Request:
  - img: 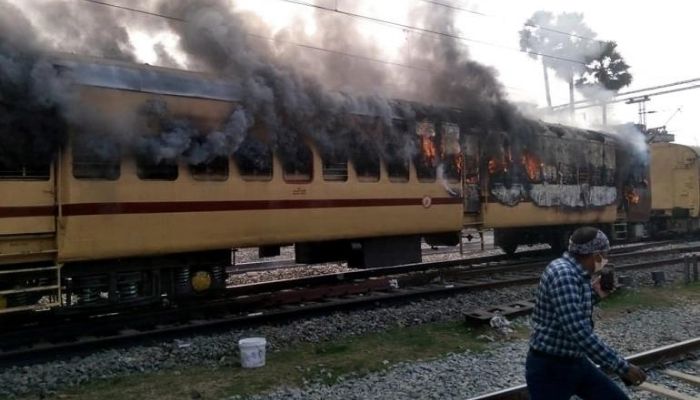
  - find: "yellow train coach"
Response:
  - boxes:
[0,57,463,313]
[649,142,700,234]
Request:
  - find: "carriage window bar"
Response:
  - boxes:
[189,156,229,181]
[322,152,348,182]
[72,135,121,180]
[415,121,437,182]
[233,136,273,181]
[441,123,462,183]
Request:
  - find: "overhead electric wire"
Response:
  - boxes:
[277,0,588,65]
[551,78,700,110]
[418,0,604,44]
[76,0,531,94]
[78,0,430,73]
[81,0,185,21]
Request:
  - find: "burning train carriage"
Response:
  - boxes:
[0,57,466,313]
[479,123,643,254]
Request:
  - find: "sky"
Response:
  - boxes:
[446,0,700,145]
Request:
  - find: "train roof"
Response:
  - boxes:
[49,54,622,142]
[52,54,241,102]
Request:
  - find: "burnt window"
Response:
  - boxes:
[441,123,462,183]
[233,136,273,181]
[0,160,50,180]
[384,123,410,183]
[322,151,348,182]
[0,141,51,180]
[281,143,313,183]
[386,157,409,182]
[189,156,229,181]
[559,163,576,185]
[72,135,120,180]
[137,156,178,180]
[577,165,590,184]
[352,143,380,182]
[414,122,437,182]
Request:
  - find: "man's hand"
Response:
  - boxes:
[622,364,647,386]
[591,276,609,299]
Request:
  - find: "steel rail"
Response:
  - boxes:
[0,249,693,367]
[466,337,700,400]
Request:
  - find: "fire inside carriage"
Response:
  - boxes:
[0,55,657,314]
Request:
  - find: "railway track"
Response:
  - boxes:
[0,240,694,367]
[229,239,676,275]
[467,337,700,400]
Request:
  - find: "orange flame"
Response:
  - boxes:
[626,188,640,205]
[488,148,512,175]
[454,154,464,176]
[421,136,437,166]
[521,151,541,182]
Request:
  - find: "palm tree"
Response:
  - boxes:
[519,11,598,114]
[576,41,633,124]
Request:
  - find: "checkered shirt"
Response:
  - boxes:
[529,252,629,375]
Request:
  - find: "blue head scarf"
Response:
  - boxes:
[568,229,610,255]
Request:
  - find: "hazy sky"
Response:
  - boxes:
[458,0,700,145]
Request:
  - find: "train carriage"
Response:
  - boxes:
[0,56,464,313]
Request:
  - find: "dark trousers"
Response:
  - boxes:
[525,349,629,400]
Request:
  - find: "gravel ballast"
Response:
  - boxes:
[0,263,696,398]
[237,303,700,400]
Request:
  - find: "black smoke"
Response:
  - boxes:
[0,1,67,176]
[0,0,543,177]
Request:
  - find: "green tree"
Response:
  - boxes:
[576,41,632,92]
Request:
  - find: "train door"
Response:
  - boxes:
[0,151,59,313]
[462,134,480,214]
[0,158,56,249]
[672,166,697,216]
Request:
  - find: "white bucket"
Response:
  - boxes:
[238,337,267,368]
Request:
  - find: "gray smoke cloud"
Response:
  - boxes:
[0,0,548,178]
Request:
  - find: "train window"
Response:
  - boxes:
[72,135,121,180]
[322,151,348,182]
[386,157,409,182]
[414,122,437,182]
[137,156,178,181]
[384,124,410,183]
[281,143,313,183]
[352,143,380,182]
[189,156,229,181]
[233,136,273,181]
[441,123,462,183]
[0,160,51,180]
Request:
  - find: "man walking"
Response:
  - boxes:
[526,227,647,399]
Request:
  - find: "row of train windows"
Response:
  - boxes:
[70,141,457,183]
[70,152,451,183]
[0,153,452,183]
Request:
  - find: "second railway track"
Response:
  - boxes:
[0,240,696,367]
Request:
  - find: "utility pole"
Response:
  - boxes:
[542,60,552,110]
[601,102,607,126]
[625,96,651,128]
